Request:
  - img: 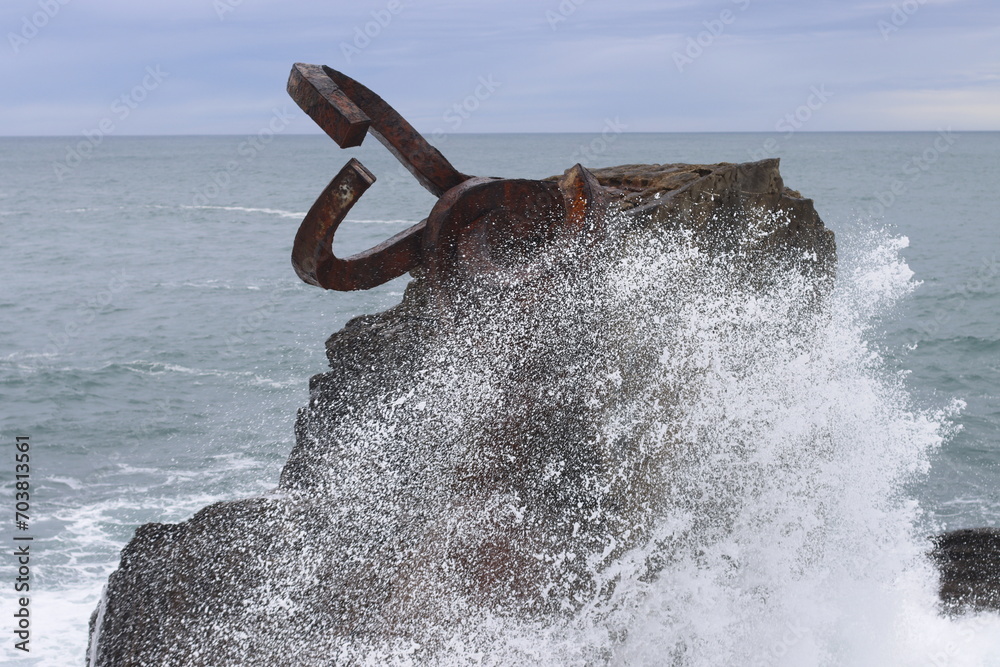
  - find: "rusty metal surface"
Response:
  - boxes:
[557,163,607,241]
[321,66,470,197]
[286,63,607,294]
[287,63,370,149]
[422,178,566,287]
[292,158,429,291]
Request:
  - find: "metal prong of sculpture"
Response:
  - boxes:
[287,63,606,293]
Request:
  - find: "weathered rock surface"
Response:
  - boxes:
[563,159,835,276]
[88,159,840,665]
[932,527,1000,613]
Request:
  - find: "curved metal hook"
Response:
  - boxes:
[287,63,474,290]
[286,64,608,293]
[292,158,426,291]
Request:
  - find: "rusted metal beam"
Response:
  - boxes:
[291,158,425,291]
[288,63,370,148]
[320,66,470,197]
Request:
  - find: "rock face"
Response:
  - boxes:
[88,159,838,665]
[932,528,1000,613]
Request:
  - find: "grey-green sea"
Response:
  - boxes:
[2,132,999,664]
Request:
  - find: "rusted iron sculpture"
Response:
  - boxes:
[287,63,606,292]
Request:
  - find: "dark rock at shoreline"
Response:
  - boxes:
[87,159,838,665]
[932,527,1000,613]
[568,159,835,279]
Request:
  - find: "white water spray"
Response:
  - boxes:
[291,213,999,665]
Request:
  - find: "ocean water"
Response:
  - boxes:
[1,132,999,665]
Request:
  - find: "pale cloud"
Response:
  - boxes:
[1,0,997,135]
[848,88,1000,130]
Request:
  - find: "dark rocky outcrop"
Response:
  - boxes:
[561,160,835,280]
[284,159,835,495]
[88,159,840,665]
[932,527,1000,613]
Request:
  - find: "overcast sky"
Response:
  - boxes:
[2,0,998,136]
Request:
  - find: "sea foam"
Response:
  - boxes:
[308,217,999,665]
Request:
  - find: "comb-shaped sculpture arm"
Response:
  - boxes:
[286,64,607,293]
